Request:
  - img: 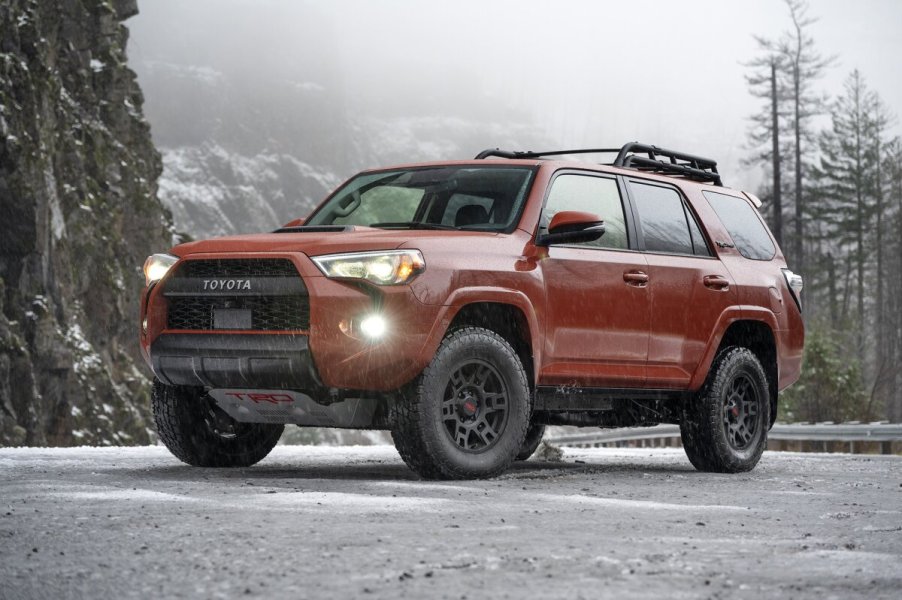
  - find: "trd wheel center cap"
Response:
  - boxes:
[461,397,478,417]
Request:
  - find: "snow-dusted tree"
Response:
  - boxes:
[746,0,833,276]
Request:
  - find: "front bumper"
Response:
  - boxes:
[151,333,321,390]
[141,251,448,392]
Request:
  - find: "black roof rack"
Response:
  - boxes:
[474,142,722,186]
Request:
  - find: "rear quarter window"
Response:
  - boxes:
[703,191,776,261]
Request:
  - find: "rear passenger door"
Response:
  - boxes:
[625,179,738,389]
[539,172,650,388]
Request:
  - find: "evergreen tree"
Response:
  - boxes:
[813,70,898,425]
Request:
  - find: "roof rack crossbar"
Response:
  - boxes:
[474,142,723,186]
[474,148,621,160]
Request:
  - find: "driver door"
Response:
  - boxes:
[538,173,650,388]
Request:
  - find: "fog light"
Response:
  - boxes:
[359,315,387,339]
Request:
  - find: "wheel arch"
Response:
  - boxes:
[445,300,537,390]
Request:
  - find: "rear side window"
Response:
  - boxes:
[703,191,776,260]
[540,174,628,249]
[629,181,710,256]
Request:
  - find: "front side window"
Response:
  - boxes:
[703,191,776,260]
[630,181,706,256]
[540,174,628,249]
[306,166,535,232]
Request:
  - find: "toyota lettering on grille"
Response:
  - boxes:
[203,279,252,291]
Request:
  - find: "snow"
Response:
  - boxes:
[1,446,900,599]
[142,60,224,85]
[290,80,325,93]
[90,59,105,72]
[158,143,339,237]
[538,494,751,512]
[64,323,103,375]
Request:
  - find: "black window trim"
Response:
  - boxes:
[532,168,640,253]
[622,176,717,260]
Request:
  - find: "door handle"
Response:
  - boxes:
[623,271,649,287]
[703,275,730,291]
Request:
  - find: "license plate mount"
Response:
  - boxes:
[213,309,252,330]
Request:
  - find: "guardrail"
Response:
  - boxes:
[545,423,902,454]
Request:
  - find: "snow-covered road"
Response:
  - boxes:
[1,446,900,599]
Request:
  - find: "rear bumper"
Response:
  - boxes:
[151,333,321,390]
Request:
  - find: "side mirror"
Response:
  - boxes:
[537,211,605,246]
[282,217,305,228]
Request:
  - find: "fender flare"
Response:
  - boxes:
[414,287,543,378]
[687,306,779,391]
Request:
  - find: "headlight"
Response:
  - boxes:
[143,253,179,286]
[312,250,425,285]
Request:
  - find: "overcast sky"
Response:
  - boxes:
[130,0,902,192]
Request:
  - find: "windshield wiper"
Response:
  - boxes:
[370,221,459,231]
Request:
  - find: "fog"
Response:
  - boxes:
[128,0,902,229]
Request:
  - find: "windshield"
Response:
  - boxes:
[306,166,535,232]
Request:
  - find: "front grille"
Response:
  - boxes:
[164,258,308,331]
[167,296,309,330]
[174,258,299,278]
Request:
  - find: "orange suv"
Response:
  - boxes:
[140,143,804,479]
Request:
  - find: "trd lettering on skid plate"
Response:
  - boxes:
[225,392,294,404]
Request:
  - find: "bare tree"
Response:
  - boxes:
[745,42,789,247]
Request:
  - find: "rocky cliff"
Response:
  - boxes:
[0,0,173,445]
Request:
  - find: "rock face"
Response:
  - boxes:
[0,0,173,446]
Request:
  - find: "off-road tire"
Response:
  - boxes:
[516,421,546,460]
[152,379,283,467]
[680,347,770,473]
[391,327,530,479]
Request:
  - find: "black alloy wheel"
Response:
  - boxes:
[442,359,511,452]
[722,374,761,452]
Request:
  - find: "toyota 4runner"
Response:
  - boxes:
[140,142,805,479]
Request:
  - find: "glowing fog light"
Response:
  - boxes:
[359,315,387,338]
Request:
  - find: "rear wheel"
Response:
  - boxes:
[680,347,770,473]
[152,379,283,467]
[391,327,530,479]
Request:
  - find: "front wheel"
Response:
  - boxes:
[152,379,283,467]
[391,327,530,479]
[680,347,770,473]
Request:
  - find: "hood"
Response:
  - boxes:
[171,226,497,258]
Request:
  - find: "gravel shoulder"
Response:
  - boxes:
[1,445,900,599]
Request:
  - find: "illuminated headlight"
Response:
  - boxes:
[143,253,179,286]
[359,315,387,338]
[312,250,425,285]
